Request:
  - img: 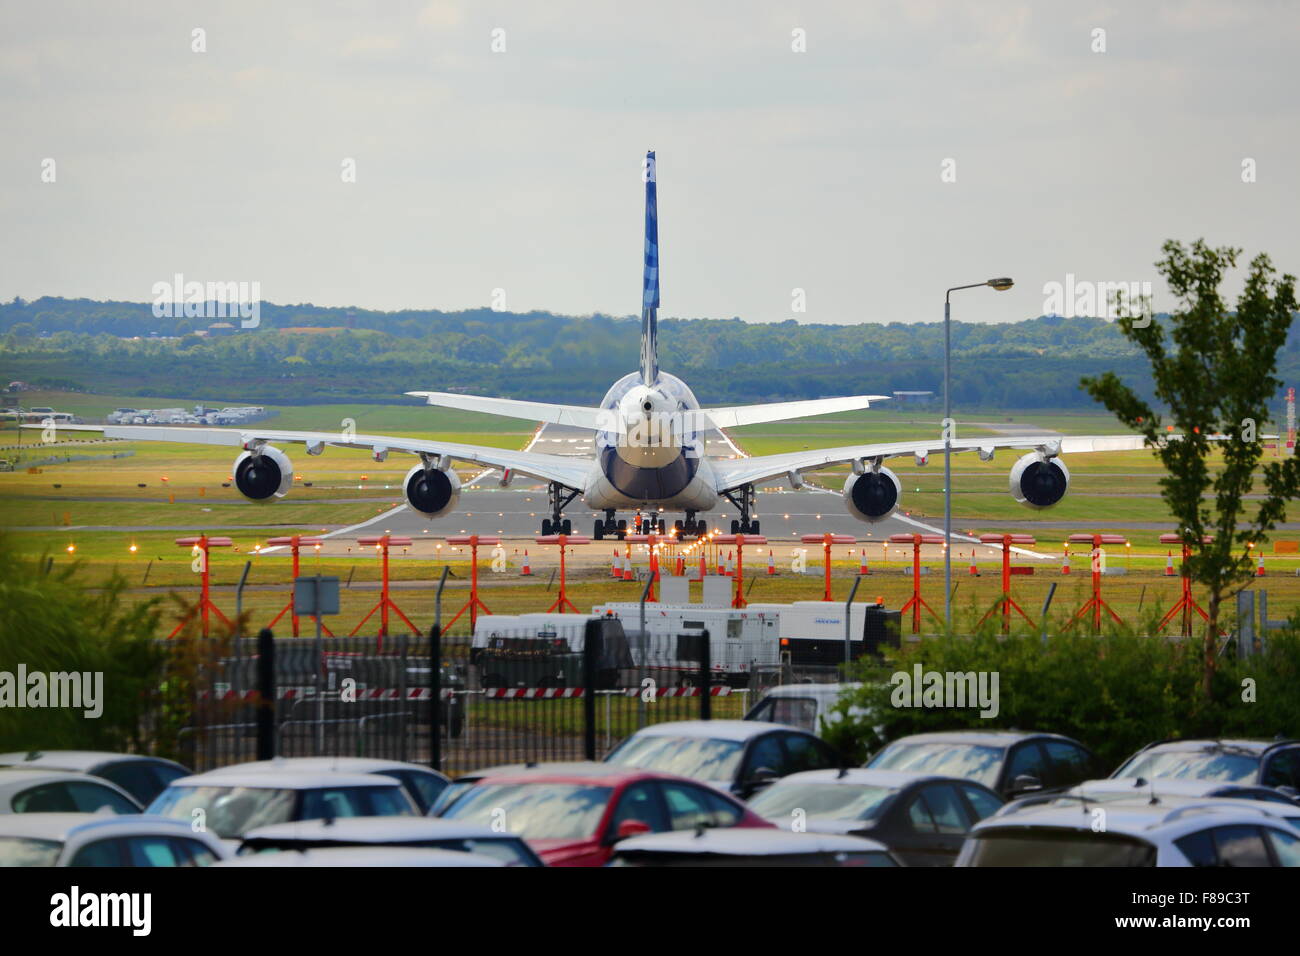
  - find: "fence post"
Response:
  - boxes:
[256,628,276,760]
[396,634,408,763]
[699,628,712,721]
[583,619,599,760]
[429,623,442,773]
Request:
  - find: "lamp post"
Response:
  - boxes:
[944,277,1013,629]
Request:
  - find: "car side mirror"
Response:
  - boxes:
[607,819,652,845]
[745,767,780,793]
[1009,774,1042,796]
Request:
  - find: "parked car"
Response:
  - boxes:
[1016,777,1300,820]
[604,720,841,798]
[213,846,504,867]
[1110,738,1300,791]
[743,683,864,734]
[0,769,142,815]
[611,827,898,867]
[145,770,417,842]
[958,797,1300,866]
[238,816,543,866]
[438,764,771,866]
[203,758,450,814]
[0,813,230,866]
[865,730,1101,799]
[746,768,1004,866]
[429,761,605,816]
[0,751,190,806]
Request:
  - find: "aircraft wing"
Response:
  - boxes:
[405,391,612,430]
[41,424,592,489]
[702,395,891,430]
[711,434,1151,491]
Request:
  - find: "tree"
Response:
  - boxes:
[1082,240,1300,697]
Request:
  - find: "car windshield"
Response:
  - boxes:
[868,742,1002,788]
[748,782,897,822]
[606,736,744,782]
[964,830,1157,866]
[0,836,62,867]
[441,783,613,840]
[1115,750,1259,783]
[149,786,298,839]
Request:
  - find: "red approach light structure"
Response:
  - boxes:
[536,533,590,613]
[349,535,418,643]
[443,535,500,632]
[623,533,668,601]
[976,533,1037,634]
[1156,532,1216,637]
[888,533,945,634]
[1063,533,1129,633]
[170,535,233,638]
[265,535,330,638]
[801,533,857,602]
[715,534,768,608]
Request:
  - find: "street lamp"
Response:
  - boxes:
[944,277,1013,629]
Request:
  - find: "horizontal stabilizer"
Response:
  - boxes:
[405,391,613,430]
[704,395,890,430]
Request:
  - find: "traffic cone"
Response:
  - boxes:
[1061,549,1071,575]
[520,550,532,576]
[623,553,634,581]
[1164,551,1175,576]
[675,556,685,576]
[1256,553,1266,577]
[611,550,620,578]
[859,549,869,575]
[726,550,735,576]
[968,551,979,576]
[767,549,776,575]
[698,554,706,581]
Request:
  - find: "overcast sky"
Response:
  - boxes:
[2,1,1297,325]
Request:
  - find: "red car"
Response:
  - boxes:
[438,764,773,866]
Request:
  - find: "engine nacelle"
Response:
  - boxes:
[233,447,293,500]
[843,467,901,522]
[404,463,460,518]
[1010,453,1070,509]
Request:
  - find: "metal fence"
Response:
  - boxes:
[170,617,761,776]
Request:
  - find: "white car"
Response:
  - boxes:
[200,758,450,814]
[0,769,142,815]
[238,816,543,866]
[743,683,864,734]
[213,846,504,867]
[0,813,230,866]
[0,751,191,806]
[145,770,418,842]
[611,827,898,867]
[959,797,1300,866]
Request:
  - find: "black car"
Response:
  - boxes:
[865,731,1102,800]
[746,768,1004,866]
[1111,738,1300,792]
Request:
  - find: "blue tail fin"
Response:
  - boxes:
[641,149,659,387]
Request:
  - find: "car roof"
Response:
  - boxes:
[203,758,446,779]
[974,797,1292,840]
[213,846,505,867]
[1134,739,1281,755]
[468,765,685,787]
[167,770,400,790]
[241,817,509,843]
[0,767,141,797]
[624,720,795,741]
[614,828,888,856]
[761,683,862,697]
[0,813,212,842]
[1075,778,1258,798]
[763,768,957,789]
[0,751,184,772]
[454,761,605,781]
[879,730,1074,749]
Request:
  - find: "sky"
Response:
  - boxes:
[1,0,1297,325]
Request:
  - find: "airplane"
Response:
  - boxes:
[44,150,1149,540]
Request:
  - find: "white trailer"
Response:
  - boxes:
[746,601,900,665]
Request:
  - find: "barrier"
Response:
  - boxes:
[443,535,498,632]
[976,533,1037,634]
[714,534,767,608]
[888,533,945,634]
[169,535,233,637]
[1063,533,1128,632]
[265,535,331,638]
[349,535,419,643]
[801,532,857,602]
[536,533,590,613]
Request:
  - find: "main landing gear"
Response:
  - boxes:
[722,485,760,535]
[594,510,667,540]
[540,482,578,536]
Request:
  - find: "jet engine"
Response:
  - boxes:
[1009,452,1070,509]
[404,463,460,518]
[843,467,901,522]
[233,446,293,500]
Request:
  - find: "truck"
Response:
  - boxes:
[469,613,631,689]
[589,603,781,687]
[743,601,902,665]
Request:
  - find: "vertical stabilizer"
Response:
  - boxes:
[641,149,659,387]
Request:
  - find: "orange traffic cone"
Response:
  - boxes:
[623,553,634,581]
[726,550,735,576]
[611,550,620,578]
[859,550,869,575]
[1256,553,1266,577]
[767,549,776,575]
[1061,548,1071,575]
[675,556,685,576]
[520,550,532,576]
[1164,551,1175,576]
[697,554,706,581]
[968,551,979,576]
